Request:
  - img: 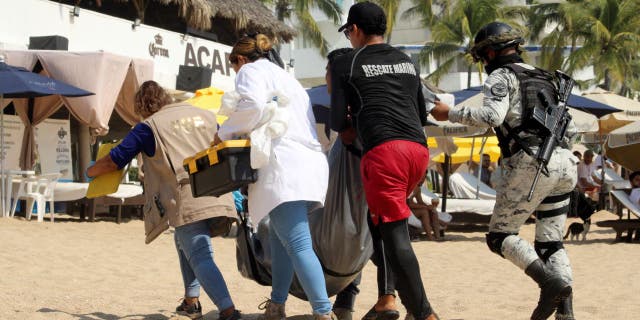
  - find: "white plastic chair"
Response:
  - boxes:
[10,173,62,222]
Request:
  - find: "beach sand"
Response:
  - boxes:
[1,210,638,320]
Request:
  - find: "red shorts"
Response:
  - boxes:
[361,140,429,225]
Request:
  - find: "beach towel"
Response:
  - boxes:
[235,139,372,299]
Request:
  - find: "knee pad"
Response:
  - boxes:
[534,240,564,262]
[485,232,514,257]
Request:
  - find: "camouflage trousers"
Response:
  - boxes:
[489,147,578,283]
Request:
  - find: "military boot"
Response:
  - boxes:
[525,259,572,320]
[258,300,286,320]
[555,293,575,320]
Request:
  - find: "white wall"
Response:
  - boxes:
[0,0,236,91]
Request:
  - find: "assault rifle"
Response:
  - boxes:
[527,70,575,201]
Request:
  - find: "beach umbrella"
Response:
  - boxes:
[451,86,621,118]
[426,92,493,137]
[424,119,491,137]
[582,89,640,133]
[431,145,501,164]
[0,57,93,216]
[604,121,640,172]
[451,88,602,133]
[185,87,228,125]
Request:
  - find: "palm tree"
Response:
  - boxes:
[260,0,342,55]
[402,0,452,29]
[418,0,527,88]
[528,0,589,73]
[564,0,640,92]
[368,0,401,43]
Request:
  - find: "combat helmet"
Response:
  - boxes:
[470,22,524,62]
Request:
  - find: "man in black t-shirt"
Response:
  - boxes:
[330,2,438,320]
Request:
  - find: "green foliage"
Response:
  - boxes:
[532,0,640,93]
[417,0,527,87]
[260,0,342,55]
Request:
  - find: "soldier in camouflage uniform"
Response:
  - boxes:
[431,22,579,320]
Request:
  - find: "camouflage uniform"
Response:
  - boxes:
[449,62,579,319]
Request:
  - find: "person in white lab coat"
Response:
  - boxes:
[214,34,332,320]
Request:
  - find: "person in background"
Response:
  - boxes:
[325,47,361,320]
[214,34,332,320]
[470,153,495,187]
[331,2,438,319]
[577,150,601,199]
[87,81,240,320]
[407,174,445,240]
[572,151,582,164]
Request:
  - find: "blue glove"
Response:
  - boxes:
[85,160,96,182]
[232,190,244,213]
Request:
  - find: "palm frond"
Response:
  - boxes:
[310,0,342,24]
[296,9,329,56]
[424,56,458,85]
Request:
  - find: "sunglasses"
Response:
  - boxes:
[343,25,354,40]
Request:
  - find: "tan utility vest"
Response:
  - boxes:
[141,102,235,244]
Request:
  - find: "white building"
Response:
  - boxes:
[283,0,594,92]
[0,0,237,91]
[0,0,596,92]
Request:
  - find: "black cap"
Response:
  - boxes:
[338,1,386,35]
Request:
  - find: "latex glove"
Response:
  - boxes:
[85,160,96,182]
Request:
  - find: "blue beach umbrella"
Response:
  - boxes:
[452,86,621,118]
[0,62,93,98]
[0,58,93,216]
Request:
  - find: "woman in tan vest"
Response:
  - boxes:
[88,81,240,320]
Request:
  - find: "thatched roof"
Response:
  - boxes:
[210,0,296,42]
[116,0,296,42]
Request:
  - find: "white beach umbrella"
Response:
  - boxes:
[582,88,640,133]
[604,121,640,172]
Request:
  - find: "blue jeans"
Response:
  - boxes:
[174,218,234,311]
[269,201,332,315]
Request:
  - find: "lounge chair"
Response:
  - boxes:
[422,184,495,226]
[592,168,631,190]
[448,172,496,200]
[595,190,640,242]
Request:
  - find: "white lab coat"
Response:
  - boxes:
[218,59,329,223]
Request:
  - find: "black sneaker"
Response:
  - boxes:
[218,309,242,320]
[176,299,203,320]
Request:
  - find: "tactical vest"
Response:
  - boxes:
[495,63,560,158]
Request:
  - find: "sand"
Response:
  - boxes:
[1,210,638,320]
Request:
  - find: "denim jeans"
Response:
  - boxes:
[269,201,332,315]
[174,218,234,311]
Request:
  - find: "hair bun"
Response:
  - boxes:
[255,34,273,54]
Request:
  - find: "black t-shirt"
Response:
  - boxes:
[330,43,428,153]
